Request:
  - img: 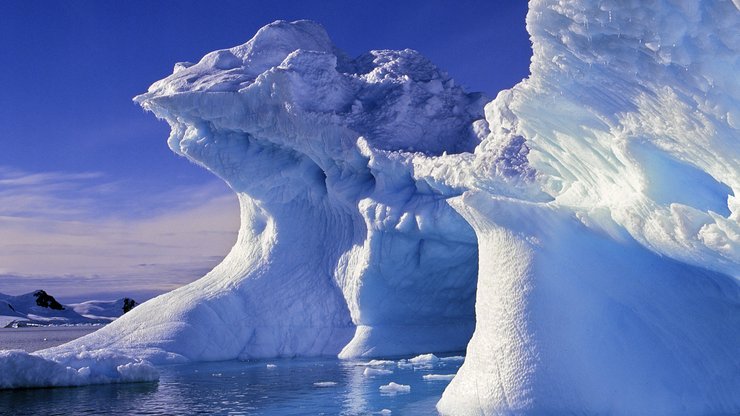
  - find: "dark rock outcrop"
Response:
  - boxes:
[33,290,64,310]
[122,298,137,314]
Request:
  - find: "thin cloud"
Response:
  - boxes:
[0,166,239,302]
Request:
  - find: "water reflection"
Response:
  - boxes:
[0,356,462,415]
[342,360,371,414]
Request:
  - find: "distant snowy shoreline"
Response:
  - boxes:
[0,290,137,328]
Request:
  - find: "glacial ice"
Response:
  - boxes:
[0,349,157,389]
[1,0,738,413]
[435,0,740,414]
[0,18,482,388]
[43,19,481,364]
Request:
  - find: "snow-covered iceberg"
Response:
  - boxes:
[0,349,157,389]
[2,0,738,412]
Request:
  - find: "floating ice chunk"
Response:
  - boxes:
[377,410,392,415]
[397,354,441,370]
[363,367,393,376]
[0,349,158,389]
[405,353,440,369]
[423,374,455,381]
[439,356,464,363]
[360,359,395,367]
[408,353,439,365]
[266,364,277,369]
[436,0,740,413]
[313,381,337,387]
[379,382,411,394]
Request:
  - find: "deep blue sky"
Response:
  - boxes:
[0,1,531,301]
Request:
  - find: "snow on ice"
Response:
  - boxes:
[1,1,738,414]
[378,382,411,395]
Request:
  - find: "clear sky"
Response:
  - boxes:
[0,0,531,303]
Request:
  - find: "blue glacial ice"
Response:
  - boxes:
[2,1,739,414]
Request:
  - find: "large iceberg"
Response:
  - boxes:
[2,0,739,414]
[435,0,740,414]
[33,19,483,368]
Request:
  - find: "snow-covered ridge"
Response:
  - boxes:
[0,290,137,327]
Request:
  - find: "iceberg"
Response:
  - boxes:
[2,0,738,413]
[32,19,483,368]
[0,349,157,389]
[434,0,740,414]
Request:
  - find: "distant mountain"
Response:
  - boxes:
[70,298,138,320]
[0,290,137,328]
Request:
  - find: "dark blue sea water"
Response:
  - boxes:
[0,328,462,415]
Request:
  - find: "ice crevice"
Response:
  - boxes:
[2,2,739,414]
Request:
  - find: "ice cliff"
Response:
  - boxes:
[435,0,740,414]
[2,0,739,414]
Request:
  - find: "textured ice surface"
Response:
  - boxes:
[379,382,411,394]
[2,0,738,411]
[0,349,157,389]
[28,19,481,368]
[435,0,740,414]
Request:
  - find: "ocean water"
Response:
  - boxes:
[0,327,462,415]
[0,326,101,352]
